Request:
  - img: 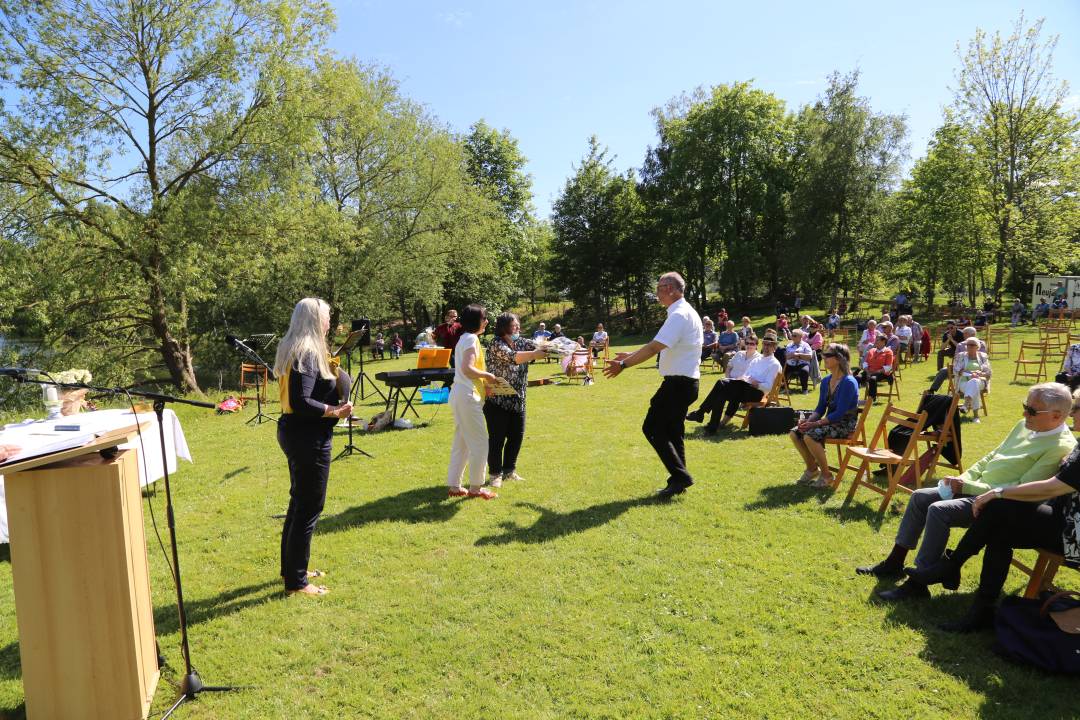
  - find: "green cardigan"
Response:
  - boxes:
[960,419,1077,495]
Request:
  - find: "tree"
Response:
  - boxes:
[642,83,793,305]
[953,14,1080,300]
[788,71,907,309]
[0,0,333,391]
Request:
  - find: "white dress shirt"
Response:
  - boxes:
[745,355,782,390]
[654,297,703,379]
[726,350,758,379]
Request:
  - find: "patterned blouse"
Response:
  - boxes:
[486,336,537,414]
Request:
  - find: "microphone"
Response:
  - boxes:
[0,367,41,379]
[225,335,254,354]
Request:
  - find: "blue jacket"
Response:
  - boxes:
[814,374,859,422]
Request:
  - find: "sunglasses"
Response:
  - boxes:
[1022,403,1054,416]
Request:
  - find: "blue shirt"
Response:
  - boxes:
[717,331,739,349]
[814,374,860,422]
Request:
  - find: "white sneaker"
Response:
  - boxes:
[487,475,503,488]
[504,472,525,482]
[971,417,981,424]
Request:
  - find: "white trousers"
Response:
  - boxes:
[447,387,488,489]
[960,377,986,411]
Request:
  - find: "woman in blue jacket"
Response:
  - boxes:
[789,343,860,489]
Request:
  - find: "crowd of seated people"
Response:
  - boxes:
[701,317,719,362]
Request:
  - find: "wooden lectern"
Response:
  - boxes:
[2,427,159,719]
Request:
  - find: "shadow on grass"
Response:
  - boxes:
[879,592,1078,719]
[317,486,462,535]
[688,427,755,443]
[0,545,9,564]
[743,483,830,510]
[822,499,889,531]
[475,496,659,546]
[153,580,280,636]
[0,638,20,681]
[222,465,249,480]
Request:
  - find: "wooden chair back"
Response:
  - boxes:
[563,350,593,383]
[839,402,929,513]
[825,395,875,475]
[917,390,963,484]
[1013,341,1049,383]
[239,362,269,402]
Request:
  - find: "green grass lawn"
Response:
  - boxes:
[0,327,1077,719]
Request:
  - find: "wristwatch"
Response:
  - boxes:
[993,487,1004,499]
[616,359,626,369]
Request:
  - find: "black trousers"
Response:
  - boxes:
[784,364,809,392]
[855,369,892,399]
[277,418,333,590]
[951,499,1063,601]
[643,376,698,489]
[1056,372,1080,392]
[937,346,955,371]
[484,402,525,476]
[698,378,763,425]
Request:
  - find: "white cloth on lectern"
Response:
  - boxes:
[0,408,192,543]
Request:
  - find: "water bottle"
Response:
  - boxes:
[937,478,953,500]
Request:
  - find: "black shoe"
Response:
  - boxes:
[686,409,706,423]
[655,485,686,500]
[702,426,718,436]
[938,599,996,633]
[875,579,931,602]
[855,560,904,579]
[905,552,961,590]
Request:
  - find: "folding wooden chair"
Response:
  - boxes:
[946,371,989,418]
[874,370,900,403]
[1012,549,1067,599]
[916,390,963,484]
[239,362,269,402]
[1013,341,1049,383]
[839,403,929,513]
[985,326,1011,360]
[824,396,875,478]
[593,339,610,368]
[732,374,784,429]
[563,350,594,384]
[1040,326,1070,356]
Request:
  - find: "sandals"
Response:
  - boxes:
[811,474,835,489]
[467,488,498,500]
[448,486,469,497]
[795,470,819,485]
[287,584,329,597]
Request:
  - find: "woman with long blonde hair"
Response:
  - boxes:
[274,298,352,596]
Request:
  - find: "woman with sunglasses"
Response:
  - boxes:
[790,343,860,488]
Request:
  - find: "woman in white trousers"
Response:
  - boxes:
[447,304,499,499]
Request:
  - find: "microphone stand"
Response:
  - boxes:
[331,331,374,461]
[226,338,276,425]
[8,376,237,716]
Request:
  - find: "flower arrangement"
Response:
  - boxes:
[55,369,92,385]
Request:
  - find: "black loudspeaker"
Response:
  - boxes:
[748,406,797,436]
[351,318,371,346]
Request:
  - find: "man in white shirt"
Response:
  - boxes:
[604,272,702,499]
[686,336,781,434]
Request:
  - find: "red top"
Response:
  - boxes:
[865,347,894,374]
[433,321,462,349]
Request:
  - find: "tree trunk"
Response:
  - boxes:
[148,281,200,393]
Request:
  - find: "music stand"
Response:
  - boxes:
[347,318,386,403]
[334,330,374,460]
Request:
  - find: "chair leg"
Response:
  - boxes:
[1024,553,1051,599]
[832,447,852,490]
[845,458,869,503]
[878,467,897,514]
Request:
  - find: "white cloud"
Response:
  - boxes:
[439,10,471,27]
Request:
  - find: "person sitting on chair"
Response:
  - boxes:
[532,322,552,341]
[372,332,386,360]
[937,320,964,371]
[895,316,912,357]
[590,323,609,359]
[783,329,813,394]
[856,382,1076,602]
[806,322,824,359]
[389,333,403,359]
[790,343,860,489]
[736,316,755,347]
[1058,342,1080,392]
[928,326,986,393]
[716,320,740,367]
[906,392,1080,632]
[953,338,991,421]
[549,323,565,339]
[853,334,894,402]
[1032,299,1050,325]
[686,335,780,434]
[878,321,900,355]
[857,319,878,356]
[700,317,719,361]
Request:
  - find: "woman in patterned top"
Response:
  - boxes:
[484,313,547,487]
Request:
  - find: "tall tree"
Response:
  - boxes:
[954,14,1079,300]
[0,0,332,391]
[788,71,907,309]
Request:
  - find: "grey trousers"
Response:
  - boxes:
[894,488,975,569]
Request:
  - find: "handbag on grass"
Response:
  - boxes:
[994,590,1080,674]
[748,406,797,436]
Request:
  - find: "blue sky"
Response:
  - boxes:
[328,1,1080,218]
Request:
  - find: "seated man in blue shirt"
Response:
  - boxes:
[715,320,740,368]
[532,322,552,341]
